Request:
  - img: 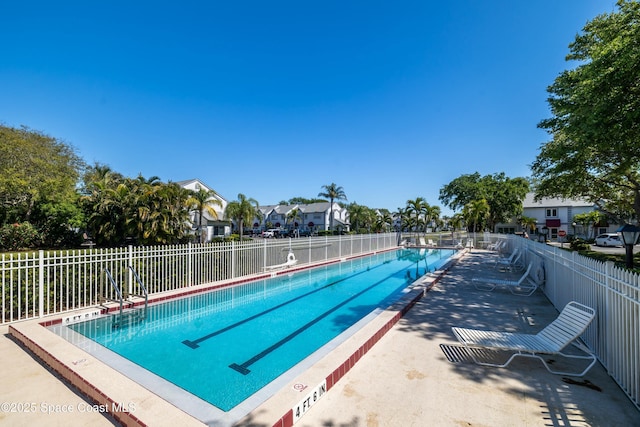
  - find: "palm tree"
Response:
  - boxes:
[520,215,537,235]
[186,188,223,243]
[450,213,464,232]
[318,183,347,232]
[406,197,428,236]
[394,207,409,232]
[425,204,441,232]
[347,203,367,233]
[375,212,393,232]
[463,199,490,233]
[286,208,302,236]
[224,193,259,238]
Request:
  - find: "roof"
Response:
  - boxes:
[523,193,595,208]
[176,178,228,203]
[299,202,333,213]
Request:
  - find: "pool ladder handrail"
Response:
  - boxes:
[128,266,148,311]
[103,267,148,316]
[104,267,125,317]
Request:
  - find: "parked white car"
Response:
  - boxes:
[594,233,623,247]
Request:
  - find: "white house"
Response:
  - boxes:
[496,193,621,240]
[253,202,349,233]
[519,193,596,240]
[176,179,231,240]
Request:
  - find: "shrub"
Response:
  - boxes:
[570,238,591,251]
[0,222,41,251]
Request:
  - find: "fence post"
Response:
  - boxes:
[128,245,134,295]
[350,233,353,257]
[264,239,268,272]
[188,242,193,286]
[325,235,329,261]
[231,240,236,279]
[38,250,44,319]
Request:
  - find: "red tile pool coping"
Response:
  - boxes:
[9,248,464,427]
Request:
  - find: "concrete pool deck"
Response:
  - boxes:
[2,249,639,426]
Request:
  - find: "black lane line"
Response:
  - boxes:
[181,262,387,349]
[228,268,405,375]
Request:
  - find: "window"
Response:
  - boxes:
[546,208,557,217]
[497,227,516,234]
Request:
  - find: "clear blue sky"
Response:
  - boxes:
[1,1,617,215]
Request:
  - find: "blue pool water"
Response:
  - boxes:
[68,248,453,412]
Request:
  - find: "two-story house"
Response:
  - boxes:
[520,193,596,240]
[177,179,230,240]
[254,202,349,233]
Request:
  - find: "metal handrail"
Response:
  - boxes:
[104,267,124,317]
[128,266,148,311]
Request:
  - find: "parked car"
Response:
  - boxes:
[594,233,623,247]
[262,229,275,238]
[263,228,286,238]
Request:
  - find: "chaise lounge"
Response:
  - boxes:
[451,301,597,376]
[472,262,539,296]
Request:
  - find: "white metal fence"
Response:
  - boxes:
[3,231,638,410]
[1,233,398,324]
[501,234,640,411]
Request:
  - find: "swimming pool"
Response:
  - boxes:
[58,248,454,419]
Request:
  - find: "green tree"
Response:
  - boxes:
[286,208,302,234]
[463,199,490,232]
[81,173,191,246]
[425,204,441,231]
[450,213,465,232]
[0,125,85,248]
[135,181,191,245]
[439,172,529,230]
[318,183,347,231]
[186,188,223,243]
[285,197,326,205]
[224,194,259,238]
[347,203,367,233]
[573,211,607,239]
[405,197,429,235]
[375,211,393,233]
[519,215,538,234]
[394,207,410,232]
[532,0,640,221]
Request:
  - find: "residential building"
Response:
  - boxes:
[496,193,618,240]
[176,179,230,240]
[520,193,595,239]
[253,202,349,234]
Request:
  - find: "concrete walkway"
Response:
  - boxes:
[290,250,640,427]
[0,326,117,426]
[1,250,638,426]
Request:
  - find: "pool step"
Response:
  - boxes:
[111,308,146,329]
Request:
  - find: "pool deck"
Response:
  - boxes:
[2,249,639,426]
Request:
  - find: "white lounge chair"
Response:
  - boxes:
[451,301,597,376]
[494,248,524,271]
[472,262,538,296]
[487,239,506,252]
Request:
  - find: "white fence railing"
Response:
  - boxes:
[3,231,638,410]
[1,233,398,324]
[500,234,639,411]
